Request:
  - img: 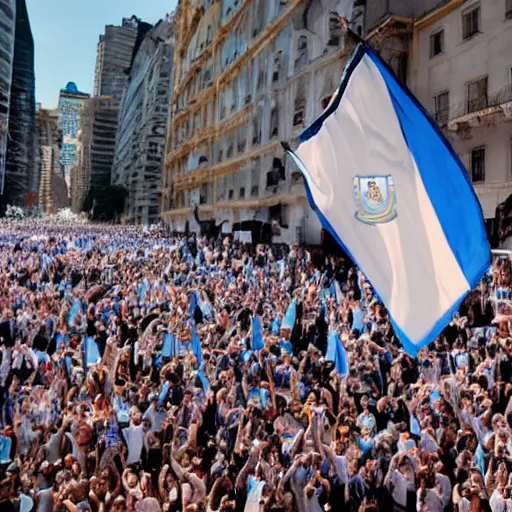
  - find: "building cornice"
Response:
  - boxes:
[365,15,413,41]
[414,0,466,31]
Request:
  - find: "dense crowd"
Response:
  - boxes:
[0,221,510,512]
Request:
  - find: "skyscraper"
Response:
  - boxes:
[86,16,152,202]
[36,106,69,213]
[4,0,36,208]
[0,0,16,196]
[58,82,90,189]
[112,17,174,225]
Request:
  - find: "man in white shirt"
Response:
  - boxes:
[122,407,145,465]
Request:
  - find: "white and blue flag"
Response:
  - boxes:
[285,43,490,357]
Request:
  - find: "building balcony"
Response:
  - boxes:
[473,180,512,219]
[446,84,512,134]
[160,191,307,219]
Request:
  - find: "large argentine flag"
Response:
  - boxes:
[286,43,490,357]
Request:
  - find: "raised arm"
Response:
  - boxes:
[235,447,259,490]
[158,464,170,502]
[170,453,188,483]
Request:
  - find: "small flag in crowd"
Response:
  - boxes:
[281,299,296,330]
[158,381,170,407]
[326,328,348,376]
[68,299,81,328]
[84,336,101,367]
[192,321,202,366]
[162,332,175,358]
[271,317,280,335]
[410,414,421,436]
[191,321,209,391]
[251,316,264,351]
[285,42,490,357]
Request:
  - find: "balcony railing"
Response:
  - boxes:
[448,83,512,120]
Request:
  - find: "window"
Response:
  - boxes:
[430,29,444,58]
[200,184,208,205]
[273,52,282,82]
[295,35,309,71]
[270,106,278,138]
[463,6,480,40]
[467,76,488,113]
[433,91,449,124]
[252,110,262,145]
[471,147,485,183]
[239,187,245,199]
[228,189,234,200]
[507,0,512,20]
[328,14,342,47]
[396,53,408,85]
[257,69,266,91]
[293,109,304,127]
[510,138,512,179]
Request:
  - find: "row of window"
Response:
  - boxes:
[430,1,512,59]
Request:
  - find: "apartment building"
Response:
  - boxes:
[415,0,512,238]
[161,0,357,244]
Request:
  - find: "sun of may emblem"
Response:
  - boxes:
[353,175,397,225]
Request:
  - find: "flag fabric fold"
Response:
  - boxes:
[285,42,490,357]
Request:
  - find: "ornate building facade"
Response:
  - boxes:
[162,0,357,244]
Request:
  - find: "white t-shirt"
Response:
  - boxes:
[245,476,265,512]
[123,424,144,465]
[417,488,443,512]
[390,470,414,507]
[490,489,512,512]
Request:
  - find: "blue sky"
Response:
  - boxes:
[26,0,177,108]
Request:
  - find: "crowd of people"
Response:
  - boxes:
[0,220,511,512]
